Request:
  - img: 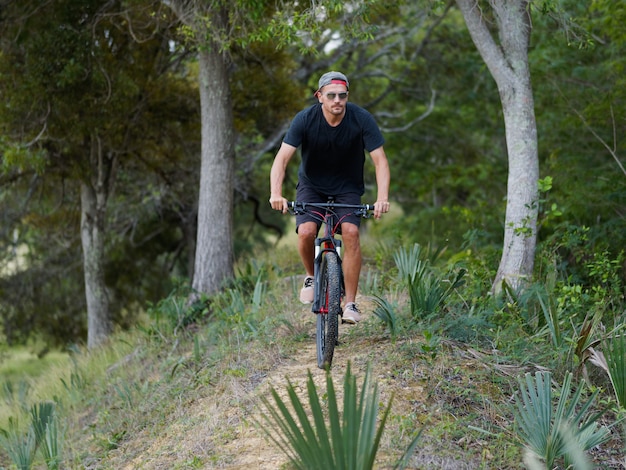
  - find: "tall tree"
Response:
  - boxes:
[455,0,539,293]
[0,0,194,347]
[164,1,237,298]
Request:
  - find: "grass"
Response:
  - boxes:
[0,227,623,468]
[0,348,69,382]
[0,311,618,468]
[0,350,68,427]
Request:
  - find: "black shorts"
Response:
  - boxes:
[295,183,362,234]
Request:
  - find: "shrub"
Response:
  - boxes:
[257,362,421,469]
[513,371,608,468]
[393,243,466,319]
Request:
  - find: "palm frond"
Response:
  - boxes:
[256,362,416,470]
[514,371,609,468]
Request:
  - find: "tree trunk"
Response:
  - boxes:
[163,1,236,299]
[191,44,235,296]
[80,137,114,348]
[456,0,538,293]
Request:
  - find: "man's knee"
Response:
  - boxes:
[298,222,318,240]
[341,223,360,243]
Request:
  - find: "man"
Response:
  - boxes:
[269,71,390,324]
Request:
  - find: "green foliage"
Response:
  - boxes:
[2,380,31,412]
[143,261,273,349]
[394,244,466,319]
[409,266,466,319]
[0,233,623,467]
[513,371,608,468]
[420,329,441,360]
[257,362,421,470]
[372,295,399,341]
[531,0,626,259]
[41,415,61,470]
[266,1,382,54]
[586,249,625,311]
[145,292,200,337]
[501,229,626,367]
[535,285,564,349]
[30,402,55,450]
[594,333,626,411]
[435,306,495,345]
[209,261,270,331]
[30,402,61,470]
[394,243,429,282]
[537,176,563,229]
[0,142,47,176]
[0,0,201,346]
[59,352,87,399]
[0,402,62,470]
[0,417,36,470]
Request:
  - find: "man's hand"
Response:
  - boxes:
[373,200,390,219]
[269,195,288,213]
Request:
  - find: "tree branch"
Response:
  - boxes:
[377,88,436,133]
[571,104,626,177]
[455,0,512,85]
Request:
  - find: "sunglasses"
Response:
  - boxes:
[323,92,348,100]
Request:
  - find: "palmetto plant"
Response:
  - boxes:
[513,371,608,469]
[257,363,421,470]
[0,417,36,470]
[372,295,399,341]
[393,244,465,319]
[535,288,564,348]
[589,332,626,410]
[394,243,429,282]
[0,402,63,470]
[31,402,58,469]
[603,334,626,409]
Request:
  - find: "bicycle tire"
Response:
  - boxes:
[316,251,341,369]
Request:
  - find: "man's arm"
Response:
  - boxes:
[269,142,298,213]
[369,146,391,219]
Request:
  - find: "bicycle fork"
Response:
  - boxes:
[312,237,343,313]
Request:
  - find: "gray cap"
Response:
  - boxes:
[317,71,349,91]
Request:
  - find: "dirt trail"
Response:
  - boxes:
[220,305,440,469]
[102,298,407,469]
[221,340,319,469]
[224,324,360,469]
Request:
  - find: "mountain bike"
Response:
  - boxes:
[287,200,374,369]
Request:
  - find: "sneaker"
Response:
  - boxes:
[300,276,314,304]
[342,302,361,324]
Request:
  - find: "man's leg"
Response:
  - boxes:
[297,221,318,304]
[297,221,318,277]
[340,222,361,304]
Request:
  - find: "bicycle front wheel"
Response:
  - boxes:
[316,251,341,369]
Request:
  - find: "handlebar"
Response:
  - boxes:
[286,201,375,219]
[286,201,375,212]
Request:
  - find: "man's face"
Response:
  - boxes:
[317,84,349,116]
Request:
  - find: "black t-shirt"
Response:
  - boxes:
[283,102,385,195]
